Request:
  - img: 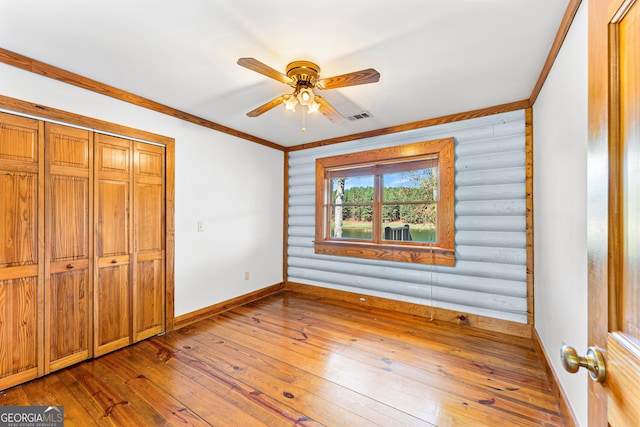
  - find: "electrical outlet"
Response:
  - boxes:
[243,270,250,281]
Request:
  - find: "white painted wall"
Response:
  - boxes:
[0,62,284,317]
[533,2,588,425]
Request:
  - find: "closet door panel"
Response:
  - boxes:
[47,269,89,370]
[0,172,38,267]
[0,114,38,164]
[96,139,129,177]
[135,145,163,179]
[95,263,130,354]
[44,124,92,373]
[133,257,163,340]
[0,173,39,375]
[97,181,129,257]
[0,277,39,390]
[94,134,132,356]
[136,183,163,253]
[46,176,91,371]
[133,183,164,341]
[50,176,89,260]
[133,143,164,341]
[49,128,89,169]
[0,113,42,390]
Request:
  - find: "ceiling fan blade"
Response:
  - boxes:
[316,68,380,90]
[246,95,287,117]
[237,57,293,85]
[314,95,343,123]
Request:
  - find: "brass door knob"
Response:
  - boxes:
[560,345,606,383]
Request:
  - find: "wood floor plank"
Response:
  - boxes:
[64,362,158,426]
[56,369,122,426]
[0,385,32,406]
[74,352,175,426]
[225,300,550,389]
[152,331,377,426]
[175,320,435,427]
[0,291,567,426]
[205,311,561,423]
[211,305,561,426]
[251,295,550,386]
[256,294,544,373]
[126,340,312,426]
[98,352,218,426]
[282,292,536,349]
[249,295,549,395]
[20,374,102,427]
[125,340,311,426]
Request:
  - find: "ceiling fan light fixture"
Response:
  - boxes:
[307,97,321,114]
[283,94,298,111]
[297,87,314,106]
[297,87,320,114]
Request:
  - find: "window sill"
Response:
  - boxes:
[314,240,455,266]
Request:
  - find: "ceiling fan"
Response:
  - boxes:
[237,57,380,123]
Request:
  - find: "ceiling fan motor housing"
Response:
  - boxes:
[286,61,320,87]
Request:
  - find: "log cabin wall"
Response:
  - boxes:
[287,110,528,323]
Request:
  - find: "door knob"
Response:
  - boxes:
[560,345,606,383]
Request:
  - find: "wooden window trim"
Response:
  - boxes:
[314,137,455,266]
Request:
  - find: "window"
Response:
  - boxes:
[315,138,455,266]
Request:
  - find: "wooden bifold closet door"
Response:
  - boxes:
[44,123,92,374]
[0,113,44,390]
[131,141,165,342]
[95,134,132,356]
[0,112,166,389]
[94,134,165,357]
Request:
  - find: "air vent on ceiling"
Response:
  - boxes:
[345,111,373,121]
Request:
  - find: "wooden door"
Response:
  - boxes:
[94,134,132,356]
[589,0,640,425]
[44,123,92,373]
[132,142,165,341]
[0,113,44,389]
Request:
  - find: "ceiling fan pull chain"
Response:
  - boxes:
[301,105,306,132]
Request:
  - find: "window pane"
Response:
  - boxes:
[331,176,374,204]
[330,207,372,239]
[383,168,438,203]
[382,204,436,242]
[329,175,374,240]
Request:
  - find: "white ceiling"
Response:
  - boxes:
[0,0,568,147]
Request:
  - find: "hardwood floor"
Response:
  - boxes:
[0,291,565,426]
